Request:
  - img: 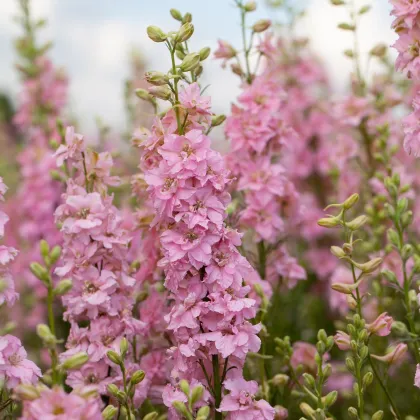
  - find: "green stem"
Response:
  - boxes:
[212,355,222,420]
[257,240,267,280]
[368,354,401,419]
[121,365,132,420]
[240,6,252,84]
[46,277,59,385]
[169,43,182,134]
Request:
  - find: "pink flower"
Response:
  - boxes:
[0,335,41,388]
[179,83,211,117]
[371,343,408,365]
[366,312,393,337]
[214,40,237,66]
[415,363,420,388]
[54,126,84,166]
[21,386,103,420]
[219,377,275,420]
[290,342,329,372]
[0,271,19,307]
[334,331,351,351]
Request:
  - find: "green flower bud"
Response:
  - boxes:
[40,240,50,259]
[323,363,332,379]
[317,329,328,343]
[14,384,40,401]
[175,22,194,43]
[102,405,118,420]
[343,193,359,209]
[135,88,153,101]
[182,12,192,23]
[179,379,190,396]
[49,245,62,265]
[211,114,226,127]
[107,384,119,398]
[348,406,358,419]
[191,384,204,405]
[196,405,210,419]
[330,0,345,4]
[143,413,159,420]
[371,410,384,420]
[252,19,271,33]
[120,337,128,358]
[172,401,190,417]
[145,71,169,86]
[244,1,257,11]
[317,216,341,228]
[345,357,355,373]
[363,371,373,389]
[130,370,145,385]
[54,279,72,296]
[391,321,408,336]
[330,246,346,258]
[146,26,167,42]
[107,350,122,365]
[270,373,289,387]
[148,86,172,101]
[346,215,368,230]
[36,324,55,344]
[180,53,201,72]
[199,47,211,61]
[30,262,50,285]
[401,244,414,261]
[381,269,398,284]
[300,402,315,417]
[323,390,337,408]
[302,373,316,389]
[170,8,183,21]
[353,257,382,274]
[61,352,89,370]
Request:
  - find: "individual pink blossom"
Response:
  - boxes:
[366,312,393,337]
[54,126,85,166]
[415,363,420,388]
[0,335,41,388]
[334,331,351,351]
[371,343,408,365]
[21,386,103,420]
[219,377,275,420]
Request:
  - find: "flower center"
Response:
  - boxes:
[8,354,22,366]
[162,177,175,191]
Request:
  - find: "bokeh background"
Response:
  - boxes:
[0,0,394,134]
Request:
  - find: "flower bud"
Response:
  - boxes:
[401,244,414,261]
[252,19,271,33]
[334,331,351,350]
[317,217,341,228]
[173,401,189,417]
[183,12,192,23]
[244,1,257,11]
[391,321,408,336]
[129,370,145,386]
[61,352,89,370]
[179,379,190,396]
[120,337,128,358]
[145,71,169,86]
[371,343,407,365]
[343,193,359,209]
[148,86,172,100]
[49,245,62,264]
[211,114,226,127]
[270,374,289,387]
[353,257,382,274]
[175,22,194,43]
[345,357,355,373]
[36,324,56,346]
[330,0,346,4]
[330,246,346,258]
[371,410,384,420]
[135,88,153,101]
[40,240,50,259]
[362,371,373,389]
[199,47,211,61]
[107,350,122,365]
[14,384,41,401]
[30,262,50,285]
[143,413,159,420]
[197,406,210,419]
[323,390,337,408]
[170,8,183,21]
[107,384,120,398]
[300,402,315,417]
[180,53,201,72]
[323,363,332,378]
[348,407,358,418]
[146,26,167,42]
[191,384,204,405]
[331,278,363,294]
[54,279,72,296]
[102,405,118,420]
[346,215,368,230]
[381,269,398,284]
[231,62,243,76]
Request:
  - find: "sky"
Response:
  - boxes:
[0,0,395,135]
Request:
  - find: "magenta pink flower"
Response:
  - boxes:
[366,312,393,337]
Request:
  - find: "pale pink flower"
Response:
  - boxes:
[366,312,393,337]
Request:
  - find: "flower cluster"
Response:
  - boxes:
[391,0,420,156]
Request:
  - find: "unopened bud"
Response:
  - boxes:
[14,384,40,401]
[191,384,204,405]
[346,215,368,230]
[148,85,172,100]
[330,0,345,4]
[331,278,363,294]
[231,62,243,76]
[130,370,145,385]
[175,22,194,43]
[199,47,211,61]
[61,352,89,370]
[323,390,337,407]
[183,12,192,23]
[348,407,358,418]
[36,324,56,346]
[107,350,122,365]
[54,279,72,296]
[107,384,119,398]
[30,262,49,285]
[330,246,346,258]
[270,373,289,387]
[145,71,169,86]
[353,257,382,274]
[180,53,201,71]
[371,410,384,420]
[381,269,398,284]
[211,114,226,127]
[197,405,210,419]
[102,405,118,420]
[146,26,167,42]
[40,240,49,259]
[179,379,190,396]
[343,193,359,210]
[244,1,257,11]
[300,402,315,416]
[173,401,189,417]
[143,413,159,420]
[252,19,271,33]
[363,371,373,389]
[49,245,61,265]
[120,337,128,358]
[170,8,183,21]
[135,88,152,101]
[317,217,341,228]
[391,321,408,336]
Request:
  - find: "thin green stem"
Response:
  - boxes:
[46,274,59,385]
[121,365,132,420]
[368,354,401,419]
[212,355,222,420]
[168,42,182,134]
[257,240,267,280]
[239,5,252,84]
